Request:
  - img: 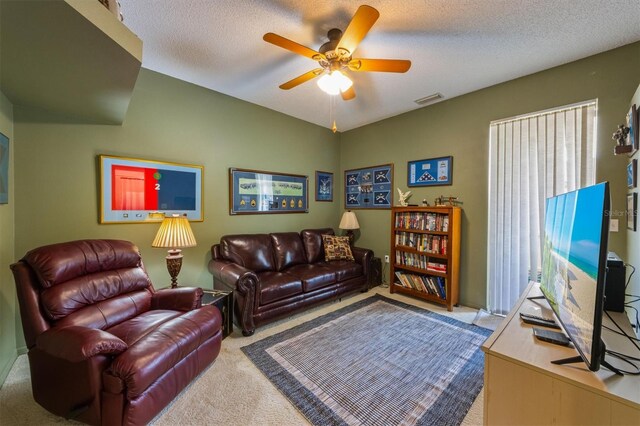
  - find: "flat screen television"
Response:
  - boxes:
[539,181,618,373]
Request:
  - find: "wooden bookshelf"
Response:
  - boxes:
[390,206,461,311]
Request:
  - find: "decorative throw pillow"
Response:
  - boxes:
[322,234,354,261]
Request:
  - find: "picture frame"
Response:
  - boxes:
[627,103,638,157]
[229,168,308,215]
[408,156,453,187]
[344,163,393,209]
[315,170,333,202]
[99,155,203,224]
[627,193,637,231]
[628,159,637,189]
[0,132,8,204]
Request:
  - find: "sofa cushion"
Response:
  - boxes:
[301,228,334,264]
[270,232,307,271]
[322,235,354,261]
[286,264,337,292]
[257,271,303,305]
[320,260,363,282]
[107,305,221,399]
[106,310,183,346]
[220,234,275,272]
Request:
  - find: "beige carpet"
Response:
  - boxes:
[0,287,488,425]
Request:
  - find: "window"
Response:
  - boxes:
[487,100,597,314]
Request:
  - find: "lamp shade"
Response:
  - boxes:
[339,211,359,230]
[152,215,197,249]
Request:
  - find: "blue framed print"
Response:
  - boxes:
[344,163,393,209]
[230,168,308,214]
[408,156,453,187]
[0,132,8,204]
[315,171,333,202]
[628,159,637,189]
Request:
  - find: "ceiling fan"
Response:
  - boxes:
[263,5,411,101]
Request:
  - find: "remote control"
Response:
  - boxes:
[520,312,555,323]
[520,316,561,329]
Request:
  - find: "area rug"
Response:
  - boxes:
[242,295,491,426]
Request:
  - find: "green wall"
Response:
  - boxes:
[340,42,640,309]
[12,69,339,350]
[0,90,16,384]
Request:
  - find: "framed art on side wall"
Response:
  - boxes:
[344,163,393,209]
[229,168,308,214]
[0,132,8,204]
[315,171,333,202]
[628,159,637,189]
[627,192,637,231]
[408,156,453,187]
[99,155,203,224]
[627,103,638,157]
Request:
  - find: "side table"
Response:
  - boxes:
[201,289,233,339]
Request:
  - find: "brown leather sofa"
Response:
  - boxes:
[208,228,373,336]
[11,239,222,426]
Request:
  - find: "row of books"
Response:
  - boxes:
[395,232,448,255]
[394,271,446,299]
[395,252,448,273]
[395,212,449,232]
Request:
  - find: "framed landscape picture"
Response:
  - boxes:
[0,132,8,204]
[408,156,452,187]
[315,171,333,202]
[229,168,308,214]
[344,163,393,209]
[99,155,203,223]
[627,192,637,231]
[628,159,637,189]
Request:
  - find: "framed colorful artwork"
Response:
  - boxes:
[229,168,308,215]
[0,132,8,204]
[628,159,637,189]
[315,171,333,202]
[99,155,203,224]
[407,156,453,187]
[344,163,393,209]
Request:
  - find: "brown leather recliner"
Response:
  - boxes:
[11,239,222,426]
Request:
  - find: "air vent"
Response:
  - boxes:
[414,93,444,105]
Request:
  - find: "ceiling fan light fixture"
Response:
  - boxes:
[317,70,353,95]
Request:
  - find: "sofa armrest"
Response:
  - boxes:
[208,259,258,296]
[208,259,259,335]
[152,287,203,311]
[352,246,374,279]
[36,326,128,363]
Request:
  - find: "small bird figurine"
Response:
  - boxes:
[397,188,412,206]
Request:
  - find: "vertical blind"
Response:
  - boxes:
[487,101,597,315]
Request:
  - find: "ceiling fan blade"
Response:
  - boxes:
[341,86,356,101]
[336,5,380,55]
[279,68,324,90]
[263,33,325,61]
[348,58,411,73]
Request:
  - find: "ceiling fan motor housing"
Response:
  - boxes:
[318,28,352,71]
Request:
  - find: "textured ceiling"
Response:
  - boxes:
[119,0,640,132]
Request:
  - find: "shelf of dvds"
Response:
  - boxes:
[390,206,461,311]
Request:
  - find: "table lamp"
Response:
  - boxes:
[339,210,359,245]
[152,214,197,288]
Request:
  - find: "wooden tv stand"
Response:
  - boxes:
[482,282,640,425]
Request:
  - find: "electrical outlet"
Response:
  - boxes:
[610,219,619,232]
[384,255,390,263]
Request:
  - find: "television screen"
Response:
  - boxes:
[540,182,609,371]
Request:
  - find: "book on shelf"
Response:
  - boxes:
[394,271,447,300]
[394,212,450,232]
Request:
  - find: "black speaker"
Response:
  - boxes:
[369,257,382,288]
[604,252,625,312]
